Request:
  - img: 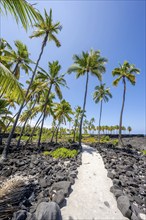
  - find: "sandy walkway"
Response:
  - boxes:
[61,144,127,220]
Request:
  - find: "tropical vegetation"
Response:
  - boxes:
[112,61,140,146]
[0,0,140,160]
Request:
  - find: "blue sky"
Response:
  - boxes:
[1,0,145,134]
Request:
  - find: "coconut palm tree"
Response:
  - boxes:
[68,49,107,147]
[93,83,112,141]
[2,9,62,160]
[112,61,140,145]
[53,100,73,143]
[73,106,83,142]
[127,126,132,134]
[2,40,33,80]
[16,83,42,148]
[88,117,95,134]
[36,61,67,147]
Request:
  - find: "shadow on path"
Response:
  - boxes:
[82,144,96,155]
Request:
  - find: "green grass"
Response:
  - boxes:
[43,147,78,159]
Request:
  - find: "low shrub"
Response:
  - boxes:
[111,139,118,146]
[68,138,73,143]
[141,150,146,155]
[43,151,50,156]
[49,147,78,159]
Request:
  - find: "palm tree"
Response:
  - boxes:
[0,0,41,31]
[73,106,83,142]
[36,61,67,147]
[112,61,140,145]
[93,83,112,141]
[53,100,73,143]
[68,49,107,147]
[2,40,33,80]
[127,126,132,134]
[2,9,62,159]
[88,117,95,134]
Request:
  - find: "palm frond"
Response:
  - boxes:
[0,63,24,103]
[0,0,41,31]
[113,76,122,86]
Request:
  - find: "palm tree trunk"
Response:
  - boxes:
[1,34,48,160]
[79,72,89,148]
[25,113,43,146]
[16,100,37,148]
[37,85,52,148]
[98,100,103,142]
[119,77,126,146]
[55,124,60,144]
[13,61,21,77]
[73,126,77,142]
[50,128,56,143]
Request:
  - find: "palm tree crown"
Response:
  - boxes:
[112,61,140,86]
[2,40,33,79]
[93,83,112,103]
[68,49,107,147]
[68,49,107,80]
[30,9,62,48]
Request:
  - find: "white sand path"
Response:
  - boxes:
[61,144,128,220]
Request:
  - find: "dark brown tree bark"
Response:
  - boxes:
[79,72,89,148]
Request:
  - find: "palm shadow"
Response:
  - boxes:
[82,144,96,155]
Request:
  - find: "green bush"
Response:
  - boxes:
[112,139,118,146]
[68,138,73,143]
[141,150,146,155]
[49,147,78,159]
[43,151,50,156]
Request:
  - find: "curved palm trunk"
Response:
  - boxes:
[73,126,77,142]
[37,85,52,148]
[25,114,43,146]
[98,100,103,142]
[50,124,58,143]
[55,123,60,144]
[79,72,89,148]
[16,100,37,148]
[1,34,48,160]
[50,129,56,143]
[119,77,126,146]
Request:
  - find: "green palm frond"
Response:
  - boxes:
[0,0,41,31]
[130,68,140,74]
[0,120,6,130]
[112,68,121,76]
[29,9,62,47]
[67,64,80,74]
[30,30,46,38]
[113,76,122,86]
[49,33,61,47]
[112,61,140,86]
[126,74,136,85]
[0,63,24,103]
[55,85,62,100]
